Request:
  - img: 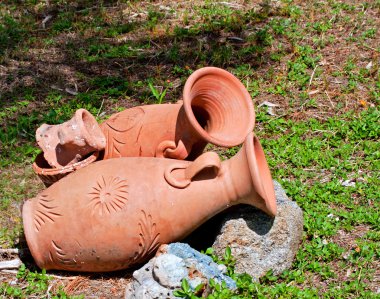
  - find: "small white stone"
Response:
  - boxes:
[341,179,355,187]
[217,264,227,274]
[365,61,373,70]
[153,254,187,288]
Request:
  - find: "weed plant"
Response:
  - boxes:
[0,264,82,298]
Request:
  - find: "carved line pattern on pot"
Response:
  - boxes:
[103,108,145,158]
[33,194,62,232]
[49,240,78,268]
[88,176,129,216]
[133,210,161,264]
[105,130,125,158]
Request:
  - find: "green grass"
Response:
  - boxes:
[175,108,379,298]
[175,243,379,298]
[0,16,23,53]
[0,264,82,298]
[0,0,379,297]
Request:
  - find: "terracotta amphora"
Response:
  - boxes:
[23,132,275,272]
[101,67,255,160]
[36,109,106,168]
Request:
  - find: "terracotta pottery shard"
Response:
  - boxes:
[36,109,106,168]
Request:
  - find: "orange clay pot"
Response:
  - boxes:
[32,152,99,187]
[101,67,255,160]
[36,109,106,168]
[22,132,276,272]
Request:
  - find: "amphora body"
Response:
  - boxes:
[23,133,276,272]
[101,67,255,160]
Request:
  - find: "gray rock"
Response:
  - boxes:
[125,243,236,299]
[153,254,187,288]
[212,180,304,280]
[164,243,235,288]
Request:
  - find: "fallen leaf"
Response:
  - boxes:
[258,101,279,108]
[308,89,320,95]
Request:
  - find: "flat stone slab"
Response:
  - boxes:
[212,180,304,279]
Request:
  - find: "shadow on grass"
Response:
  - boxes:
[0,1,283,164]
[0,1,278,105]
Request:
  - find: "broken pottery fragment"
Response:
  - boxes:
[101,67,255,160]
[36,109,106,168]
[32,152,99,187]
[22,132,276,272]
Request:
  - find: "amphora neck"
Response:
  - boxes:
[224,132,277,217]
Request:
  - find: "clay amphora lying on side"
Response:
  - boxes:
[23,132,276,272]
[100,67,255,160]
[33,67,254,185]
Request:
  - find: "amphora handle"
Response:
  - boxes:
[156,140,189,160]
[164,152,221,189]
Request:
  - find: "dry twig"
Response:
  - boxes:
[0,258,22,270]
[0,248,19,254]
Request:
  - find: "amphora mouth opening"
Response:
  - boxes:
[243,132,277,217]
[183,67,255,148]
